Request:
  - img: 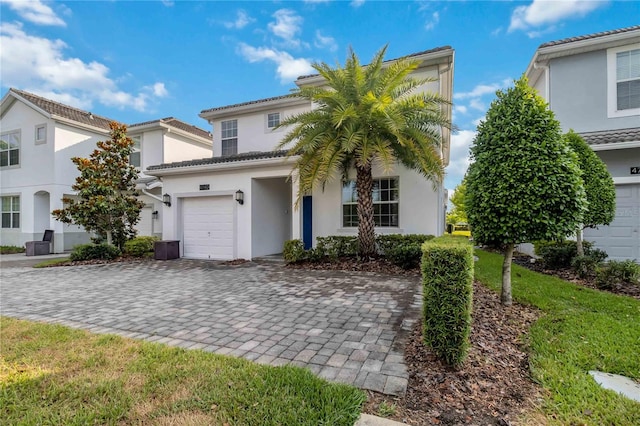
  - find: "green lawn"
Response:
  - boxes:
[0,318,365,425]
[475,250,640,425]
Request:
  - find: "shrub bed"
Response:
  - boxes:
[421,235,473,367]
[124,236,159,257]
[70,243,121,261]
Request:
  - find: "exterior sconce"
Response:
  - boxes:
[152,210,159,220]
[163,193,172,207]
[235,190,244,205]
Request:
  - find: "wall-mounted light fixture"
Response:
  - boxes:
[235,190,244,205]
[163,193,172,207]
[152,210,159,220]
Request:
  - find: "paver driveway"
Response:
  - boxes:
[0,259,421,395]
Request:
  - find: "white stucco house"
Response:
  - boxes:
[526,25,640,261]
[0,89,212,252]
[146,46,454,260]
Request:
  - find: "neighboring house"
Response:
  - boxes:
[0,89,212,252]
[526,25,640,261]
[146,46,454,260]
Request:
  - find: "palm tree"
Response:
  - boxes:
[277,46,451,256]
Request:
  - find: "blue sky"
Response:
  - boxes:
[0,0,636,190]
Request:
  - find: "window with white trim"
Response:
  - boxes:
[130,135,141,167]
[607,45,640,117]
[221,119,238,156]
[35,124,47,144]
[1,196,20,228]
[342,178,399,227]
[0,130,20,167]
[267,112,280,129]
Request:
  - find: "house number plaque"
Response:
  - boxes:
[631,167,640,175]
[199,184,210,190]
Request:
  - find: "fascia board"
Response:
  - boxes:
[590,140,640,151]
[199,97,309,122]
[130,122,212,146]
[145,155,299,176]
[1,91,52,121]
[52,115,111,135]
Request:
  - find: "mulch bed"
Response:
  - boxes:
[512,254,640,300]
[287,258,542,425]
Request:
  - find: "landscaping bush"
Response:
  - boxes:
[377,234,434,269]
[596,260,640,289]
[376,234,434,255]
[571,255,600,279]
[315,236,358,259]
[535,240,595,269]
[70,243,121,261]
[0,245,25,254]
[421,236,473,367]
[283,239,308,264]
[124,236,159,257]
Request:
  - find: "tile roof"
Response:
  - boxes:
[580,127,640,145]
[147,150,289,171]
[9,88,115,130]
[296,45,453,80]
[200,94,296,114]
[539,25,640,49]
[129,116,211,139]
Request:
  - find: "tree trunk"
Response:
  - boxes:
[106,230,113,246]
[356,163,376,257]
[501,243,514,306]
[576,227,584,256]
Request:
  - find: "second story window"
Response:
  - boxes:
[130,135,141,168]
[616,48,640,111]
[221,119,238,156]
[0,130,20,167]
[35,124,47,144]
[267,112,280,129]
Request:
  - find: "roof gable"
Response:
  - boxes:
[129,116,211,140]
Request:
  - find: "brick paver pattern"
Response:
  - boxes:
[1,260,422,395]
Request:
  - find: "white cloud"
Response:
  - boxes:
[0,22,167,112]
[351,0,365,7]
[509,0,605,33]
[446,130,476,189]
[469,98,486,112]
[454,105,468,115]
[224,10,255,30]
[314,30,337,52]
[268,9,304,48]
[454,79,511,100]
[161,0,174,6]
[304,0,331,3]
[1,0,66,26]
[425,11,439,31]
[237,43,314,83]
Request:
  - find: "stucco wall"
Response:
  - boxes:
[251,177,291,257]
[594,147,640,180]
[549,49,639,132]
[163,132,211,163]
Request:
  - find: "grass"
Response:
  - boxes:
[474,250,640,425]
[0,317,365,425]
[0,245,25,254]
[33,257,71,268]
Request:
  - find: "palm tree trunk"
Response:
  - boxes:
[356,163,376,257]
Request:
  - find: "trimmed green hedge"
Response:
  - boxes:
[421,235,473,367]
[124,236,159,257]
[70,243,121,261]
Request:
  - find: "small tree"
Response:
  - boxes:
[53,122,144,249]
[447,177,468,226]
[466,77,586,306]
[565,130,616,256]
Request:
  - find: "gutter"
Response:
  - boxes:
[145,155,299,177]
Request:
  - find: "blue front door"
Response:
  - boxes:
[302,196,312,249]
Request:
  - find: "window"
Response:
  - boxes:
[342,178,399,227]
[607,45,640,117]
[0,130,20,167]
[35,124,47,144]
[1,196,20,228]
[221,119,238,156]
[130,135,141,167]
[267,112,280,129]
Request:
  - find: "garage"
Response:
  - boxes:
[182,196,234,260]
[584,184,640,262]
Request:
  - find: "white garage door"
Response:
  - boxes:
[136,206,153,236]
[584,184,640,262]
[182,196,234,260]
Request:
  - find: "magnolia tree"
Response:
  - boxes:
[564,130,616,256]
[466,77,586,306]
[53,122,144,249]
